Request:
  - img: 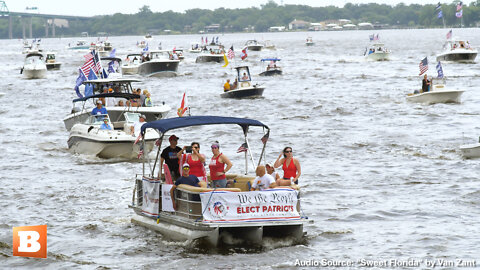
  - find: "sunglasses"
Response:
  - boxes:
[183,167,190,170]
[284,150,292,153]
[211,146,218,149]
[193,146,199,149]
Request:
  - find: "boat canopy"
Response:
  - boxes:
[261,58,281,62]
[100,57,122,63]
[26,52,43,58]
[73,92,140,102]
[141,116,269,135]
[83,78,141,84]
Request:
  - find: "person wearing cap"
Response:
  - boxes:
[99,118,112,130]
[170,163,207,210]
[131,114,146,137]
[91,100,108,116]
[251,165,277,191]
[266,163,280,182]
[208,141,233,188]
[160,135,181,181]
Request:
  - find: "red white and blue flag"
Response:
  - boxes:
[240,48,248,60]
[457,1,463,11]
[237,142,248,153]
[456,9,463,18]
[261,133,269,144]
[227,46,235,59]
[446,29,452,40]
[419,57,428,76]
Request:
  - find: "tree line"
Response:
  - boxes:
[1,1,479,39]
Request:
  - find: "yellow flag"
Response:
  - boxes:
[222,53,229,67]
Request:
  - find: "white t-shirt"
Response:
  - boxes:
[251,174,276,191]
[133,121,145,137]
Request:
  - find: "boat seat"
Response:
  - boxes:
[177,184,241,193]
[241,82,251,88]
[124,123,134,135]
[113,121,125,129]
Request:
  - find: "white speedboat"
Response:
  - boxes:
[45,52,62,70]
[244,40,263,51]
[406,78,464,104]
[137,40,147,49]
[130,116,307,246]
[67,40,90,50]
[305,37,314,46]
[63,78,171,131]
[100,56,122,78]
[460,140,480,159]
[221,66,265,99]
[263,40,276,50]
[189,42,202,53]
[68,113,158,159]
[22,52,47,79]
[195,45,225,63]
[365,42,390,61]
[137,50,180,77]
[259,58,282,76]
[122,53,142,75]
[436,37,477,63]
[144,33,153,41]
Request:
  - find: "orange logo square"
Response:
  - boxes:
[13,225,47,258]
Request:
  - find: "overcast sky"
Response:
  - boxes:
[8,1,467,16]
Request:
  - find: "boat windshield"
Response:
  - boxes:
[124,112,141,123]
[86,114,110,125]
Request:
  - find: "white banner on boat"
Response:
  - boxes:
[141,178,161,217]
[200,188,300,223]
[161,184,175,212]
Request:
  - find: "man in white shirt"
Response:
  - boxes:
[131,114,146,137]
[251,165,277,191]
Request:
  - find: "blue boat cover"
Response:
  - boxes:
[260,58,281,61]
[141,116,268,134]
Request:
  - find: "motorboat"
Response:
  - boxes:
[93,41,113,57]
[22,39,42,54]
[436,37,477,63]
[189,42,202,53]
[130,115,307,246]
[68,112,158,159]
[21,52,47,79]
[406,78,464,104]
[195,45,225,63]
[122,53,142,75]
[263,40,276,50]
[259,58,282,76]
[67,40,90,50]
[305,37,314,46]
[173,49,185,60]
[244,40,263,51]
[460,138,480,159]
[137,40,147,49]
[365,43,390,61]
[221,66,265,99]
[100,57,123,78]
[137,50,180,77]
[145,33,153,40]
[45,52,62,70]
[63,78,171,131]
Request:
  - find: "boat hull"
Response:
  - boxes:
[366,52,390,61]
[221,87,265,99]
[68,136,155,159]
[406,90,464,104]
[121,65,139,75]
[460,143,480,159]
[259,69,282,76]
[305,42,315,46]
[436,51,477,63]
[138,61,179,77]
[46,63,62,70]
[23,68,46,79]
[246,45,263,51]
[195,54,224,63]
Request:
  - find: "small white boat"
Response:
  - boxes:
[67,40,90,50]
[137,50,180,77]
[130,116,307,246]
[263,40,276,50]
[460,140,480,159]
[122,53,142,75]
[259,58,282,76]
[22,52,47,79]
[195,45,225,63]
[144,33,153,41]
[136,40,147,49]
[221,66,265,99]
[189,42,202,53]
[436,37,477,63]
[305,37,314,46]
[68,112,158,159]
[365,42,390,61]
[406,78,464,104]
[45,52,62,70]
[244,40,264,51]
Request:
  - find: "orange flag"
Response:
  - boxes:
[177,92,188,117]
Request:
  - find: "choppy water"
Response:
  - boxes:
[1,29,480,269]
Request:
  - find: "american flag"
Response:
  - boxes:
[92,50,102,73]
[446,29,452,40]
[261,133,269,144]
[237,143,248,153]
[81,52,95,77]
[457,1,462,11]
[419,57,428,76]
[227,46,235,59]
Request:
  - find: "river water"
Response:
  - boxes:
[1,29,479,269]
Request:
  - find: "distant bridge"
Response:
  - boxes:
[1,1,91,39]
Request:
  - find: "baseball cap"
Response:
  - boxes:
[96,100,102,104]
[182,163,190,168]
[169,135,179,141]
[266,162,273,167]
[140,114,146,119]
